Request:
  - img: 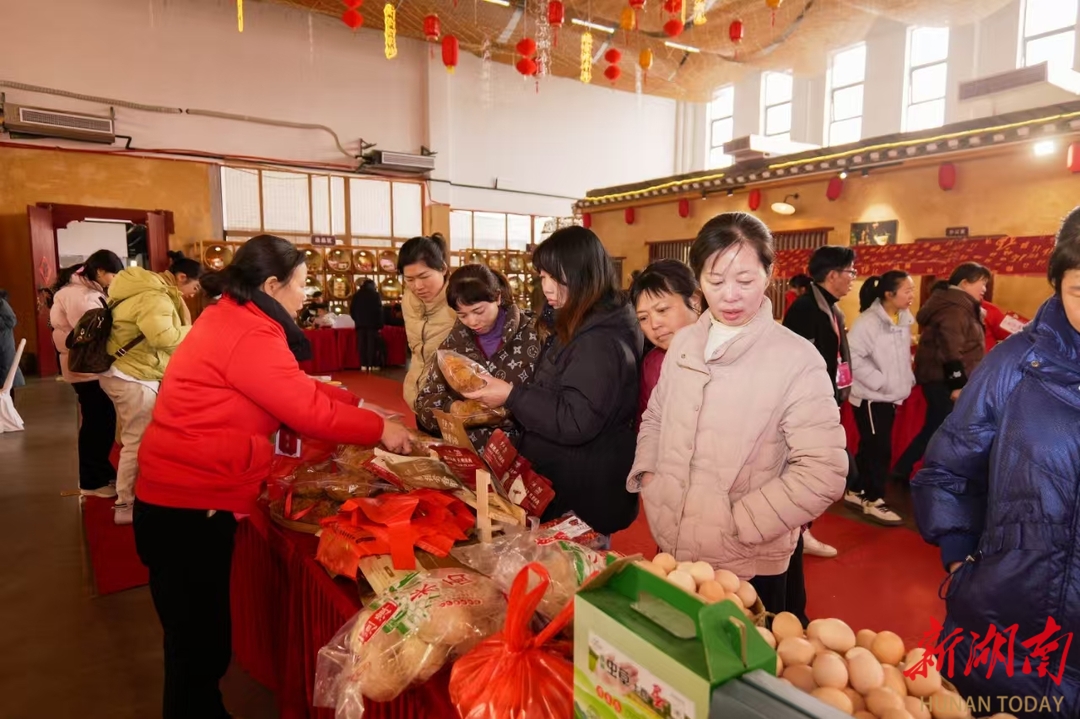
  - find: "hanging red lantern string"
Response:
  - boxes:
[603,47,621,85]
[729,18,744,58]
[442,35,459,74]
[516,37,537,57]
[342,7,364,30]
[516,37,538,79]
[624,207,636,225]
[604,47,622,64]
[663,18,683,37]
[516,58,539,76]
[604,65,622,83]
[423,14,441,58]
[628,0,646,32]
[748,188,761,211]
[582,212,592,229]
[548,1,565,46]
[678,198,691,218]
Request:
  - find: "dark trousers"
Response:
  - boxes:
[72,380,118,490]
[893,381,954,480]
[853,401,896,502]
[134,500,238,719]
[750,534,808,626]
[357,327,383,368]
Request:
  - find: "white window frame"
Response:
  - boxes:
[761,70,793,141]
[706,84,735,169]
[826,42,866,147]
[903,27,950,133]
[1017,0,1079,70]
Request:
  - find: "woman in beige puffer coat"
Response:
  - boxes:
[630,213,846,621]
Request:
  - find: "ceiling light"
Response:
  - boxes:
[571,18,615,33]
[771,193,800,215]
[664,41,700,53]
[482,0,511,5]
[1034,140,1056,157]
[838,171,848,180]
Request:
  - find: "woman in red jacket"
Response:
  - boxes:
[134,235,412,719]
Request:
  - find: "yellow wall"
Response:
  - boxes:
[0,146,213,358]
[592,145,1069,322]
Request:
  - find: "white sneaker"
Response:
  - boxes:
[114,503,134,526]
[802,530,838,558]
[862,498,903,526]
[81,486,117,499]
[843,490,864,508]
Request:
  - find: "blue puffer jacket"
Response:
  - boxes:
[912,295,1080,718]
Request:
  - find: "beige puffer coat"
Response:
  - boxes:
[402,284,457,412]
[630,299,847,579]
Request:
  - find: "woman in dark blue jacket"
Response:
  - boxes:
[911,208,1080,718]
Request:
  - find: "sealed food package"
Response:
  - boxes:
[451,531,610,620]
[266,462,398,534]
[431,445,486,490]
[314,568,508,717]
[373,448,464,491]
[437,349,493,395]
[449,399,508,428]
[449,563,575,719]
[536,514,609,551]
[334,445,377,473]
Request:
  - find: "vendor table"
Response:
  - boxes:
[230,506,459,719]
[299,328,408,374]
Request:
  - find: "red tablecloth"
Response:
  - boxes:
[300,329,345,374]
[839,385,927,473]
[381,326,407,367]
[231,507,459,719]
[299,328,407,373]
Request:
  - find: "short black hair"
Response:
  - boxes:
[1048,205,1080,294]
[397,233,448,274]
[446,264,512,310]
[689,212,775,278]
[808,246,856,283]
[789,274,813,290]
[948,262,991,287]
[630,259,699,311]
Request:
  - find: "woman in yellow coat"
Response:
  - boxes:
[399,234,456,426]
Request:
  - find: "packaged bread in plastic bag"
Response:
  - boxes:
[314,568,507,717]
[451,530,611,621]
[437,349,493,395]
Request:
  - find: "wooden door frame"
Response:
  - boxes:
[28,203,175,376]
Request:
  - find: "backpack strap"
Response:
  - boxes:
[106,296,145,358]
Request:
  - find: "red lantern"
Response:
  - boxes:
[604,65,622,82]
[604,48,622,64]
[1069,142,1080,173]
[516,57,538,76]
[629,0,646,9]
[547,1,565,26]
[938,162,957,191]
[663,19,683,37]
[662,0,682,12]
[748,188,762,211]
[826,176,844,201]
[625,207,636,225]
[442,35,459,73]
[678,198,690,218]
[516,37,537,57]
[729,19,744,43]
[341,8,364,30]
[423,14,440,41]
[582,212,592,229]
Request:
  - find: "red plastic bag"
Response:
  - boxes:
[449,562,575,719]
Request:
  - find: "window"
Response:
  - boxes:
[904,27,950,132]
[448,211,557,252]
[706,85,735,169]
[762,71,793,142]
[827,43,866,146]
[1019,0,1079,71]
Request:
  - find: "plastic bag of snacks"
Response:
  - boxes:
[266,462,399,534]
[449,563,575,719]
[449,399,508,428]
[314,568,507,717]
[451,529,612,621]
[437,349,493,395]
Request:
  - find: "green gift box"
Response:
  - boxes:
[574,559,776,719]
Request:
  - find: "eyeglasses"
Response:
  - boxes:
[842,268,858,278]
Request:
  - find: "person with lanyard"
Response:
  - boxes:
[782,245,858,559]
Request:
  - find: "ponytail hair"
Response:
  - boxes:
[167,250,203,279]
[53,249,124,293]
[397,233,448,274]
[446,264,513,310]
[859,269,910,312]
[199,234,305,304]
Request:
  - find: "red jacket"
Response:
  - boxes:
[637,347,666,429]
[137,296,384,513]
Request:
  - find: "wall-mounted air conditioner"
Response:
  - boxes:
[363,150,436,175]
[2,104,116,144]
[958,62,1080,118]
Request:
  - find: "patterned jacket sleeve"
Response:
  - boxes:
[413,354,450,430]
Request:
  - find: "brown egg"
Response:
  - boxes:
[688,561,716,586]
[843,687,867,713]
[757,626,777,649]
[736,580,758,609]
[776,653,784,676]
[778,637,816,666]
[635,560,668,578]
[848,649,885,694]
[653,552,678,573]
[772,612,805,642]
[857,628,878,649]
[713,568,741,593]
[666,569,697,594]
[903,649,943,698]
[872,630,907,665]
[881,709,916,719]
[812,687,854,714]
[846,646,873,661]
[818,618,857,653]
[866,687,906,716]
[783,664,817,693]
[811,652,849,689]
[809,637,828,655]
[883,664,909,697]
[807,619,826,640]
[928,689,971,719]
[725,592,746,609]
[855,712,877,719]
[697,580,727,603]
[904,695,932,719]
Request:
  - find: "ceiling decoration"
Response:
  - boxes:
[259,0,1013,101]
